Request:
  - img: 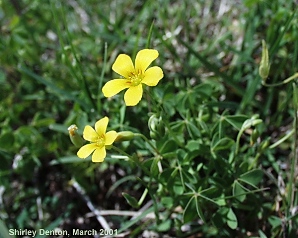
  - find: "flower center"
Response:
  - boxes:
[96,136,105,148]
[128,70,143,86]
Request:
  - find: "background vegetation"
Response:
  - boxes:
[0,0,298,237]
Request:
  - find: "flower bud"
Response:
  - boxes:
[250,128,259,145]
[150,131,158,140]
[258,139,270,153]
[68,124,84,147]
[115,131,135,142]
[259,40,270,81]
[148,114,158,132]
[148,114,165,139]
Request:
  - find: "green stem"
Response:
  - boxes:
[111,145,132,159]
[138,188,148,206]
[269,129,295,149]
[262,73,298,87]
[134,133,161,156]
[111,145,165,186]
[288,83,298,216]
[248,152,261,170]
[111,145,150,175]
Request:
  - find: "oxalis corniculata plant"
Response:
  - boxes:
[1,1,298,238]
[66,38,298,236]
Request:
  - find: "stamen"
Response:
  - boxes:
[96,136,105,147]
[128,70,143,86]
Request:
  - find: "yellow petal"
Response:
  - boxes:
[142,66,164,86]
[77,143,97,159]
[95,117,108,135]
[102,79,130,97]
[92,147,106,162]
[135,49,159,72]
[105,131,118,145]
[124,84,143,106]
[112,54,134,78]
[83,125,98,142]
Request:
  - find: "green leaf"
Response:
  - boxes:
[118,206,155,233]
[156,219,171,232]
[173,183,184,195]
[224,115,248,130]
[227,208,238,230]
[268,216,282,229]
[0,132,14,150]
[233,181,247,202]
[122,192,139,208]
[258,230,268,238]
[183,197,197,223]
[9,15,20,29]
[161,197,174,209]
[215,197,226,206]
[49,124,69,134]
[159,168,176,193]
[0,220,12,238]
[50,156,87,165]
[159,139,177,154]
[186,120,201,138]
[212,210,225,228]
[212,207,230,229]
[150,157,160,177]
[239,169,263,187]
[186,140,200,152]
[177,149,187,162]
[195,197,206,223]
[194,83,213,98]
[211,137,234,152]
[31,118,55,127]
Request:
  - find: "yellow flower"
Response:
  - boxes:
[102,49,164,106]
[77,117,118,162]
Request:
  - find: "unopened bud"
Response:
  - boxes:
[115,131,134,142]
[259,139,270,152]
[68,124,84,147]
[259,40,270,81]
[148,114,165,139]
[148,114,158,132]
[250,129,259,145]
